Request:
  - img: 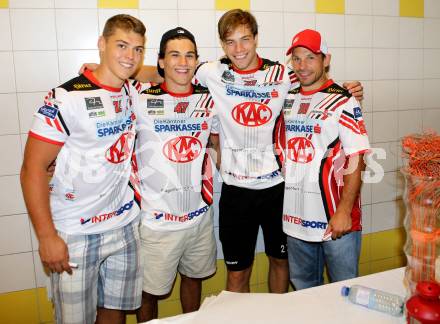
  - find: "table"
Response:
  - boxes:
[145,267,407,324]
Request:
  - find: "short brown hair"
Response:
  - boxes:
[218,9,258,42]
[102,14,146,39]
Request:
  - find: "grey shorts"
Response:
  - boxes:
[50,220,142,324]
[140,209,217,295]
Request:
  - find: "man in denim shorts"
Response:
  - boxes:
[20,14,145,324]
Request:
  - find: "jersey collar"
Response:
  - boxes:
[83,69,124,92]
[300,79,334,96]
[231,56,263,75]
[160,82,193,97]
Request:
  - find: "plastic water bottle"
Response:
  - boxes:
[341,285,404,316]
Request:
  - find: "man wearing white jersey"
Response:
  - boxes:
[282,29,370,290]
[20,15,145,324]
[134,27,217,322]
[83,9,364,294]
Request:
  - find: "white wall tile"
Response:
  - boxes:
[398,80,423,110]
[198,47,217,63]
[425,0,440,18]
[361,181,372,205]
[373,49,398,80]
[179,10,216,48]
[55,0,97,8]
[361,80,372,113]
[399,18,423,49]
[0,135,22,176]
[422,109,440,133]
[143,48,159,66]
[178,0,214,10]
[140,0,177,9]
[98,9,139,35]
[0,52,16,93]
[361,204,372,234]
[372,111,398,143]
[371,142,398,173]
[56,9,99,50]
[139,10,178,49]
[328,48,345,81]
[373,16,398,48]
[58,50,100,84]
[9,0,54,8]
[0,175,26,216]
[423,79,440,109]
[372,0,398,16]
[399,49,423,79]
[345,15,372,48]
[14,51,59,92]
[372,171,397,203]
[258,48,285,65]
[346,0,372,15]
[254,12,284,48]
[0,214,32,255]
[251,0,283,11]
[0,252,36,293]
[363,112,373,140]
[372,80,398,112]
[345,48,373,81]
[10,9,57,51]
[283,0,315,13]
[371,200,402,232]
[0,10,12,51]
[316,14,345,48]
[33,251,49,288]
[283,13,315,49]
[398,109,422,139]
[424,50,440,79]
[0,94,19,135]
[17,92,45,135]
[424,19,440,49]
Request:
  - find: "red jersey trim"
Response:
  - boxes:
[29,131,64,146]
[83,69,123,92]
[300,79,334,96]
[231,56,263,75]
[160,82,194,97]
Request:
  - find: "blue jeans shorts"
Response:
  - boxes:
[287,231,361,290]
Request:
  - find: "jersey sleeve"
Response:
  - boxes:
[338,97,370,156]
[29,88,73,146]
[210,114,220,135]
[194,62,209,87]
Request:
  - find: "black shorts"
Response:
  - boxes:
[219,182,287,271]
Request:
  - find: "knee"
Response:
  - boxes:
[268,257,288,270]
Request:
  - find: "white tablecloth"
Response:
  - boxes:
[145,267,407,324]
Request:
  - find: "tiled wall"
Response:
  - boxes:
[0,0,439,322]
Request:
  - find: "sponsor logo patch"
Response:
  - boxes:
[147,99,164,108]
[38,105,58,119]
[84,97,104,110]
[287,137,315,163]
[232,102,272,127]
[163,136,202,163]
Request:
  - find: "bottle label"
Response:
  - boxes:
[355,288,370,306]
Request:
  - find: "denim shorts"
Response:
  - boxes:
[287,231,361,290]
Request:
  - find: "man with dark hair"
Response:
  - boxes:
[282,29,370,290]
[21,14,145,324]
[134,27,217,322]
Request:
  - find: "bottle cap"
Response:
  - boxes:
[341,286,350,296]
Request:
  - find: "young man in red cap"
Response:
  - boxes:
[281,29,370,290]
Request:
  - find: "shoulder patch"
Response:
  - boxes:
[260,58,281,70]
[141,84,164,96]
[322,83,351,97]
[288,87,300,95]
[59,74,100,92]
[193,84,210,94]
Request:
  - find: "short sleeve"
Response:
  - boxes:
[194,62,209,87]
[29,88,72,146]
[338,97,370,156]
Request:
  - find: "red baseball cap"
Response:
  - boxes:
[286,29,328,56]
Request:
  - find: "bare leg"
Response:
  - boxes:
[136,291,158,323]
[96,307,125,324]
[180,274,202,313]
[268,256,289,293]
[226,266,252,292]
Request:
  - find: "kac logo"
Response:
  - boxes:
[287,137,315,163]
[163,136,202,163]
[106,131,134,164]
[231,102,272,127]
